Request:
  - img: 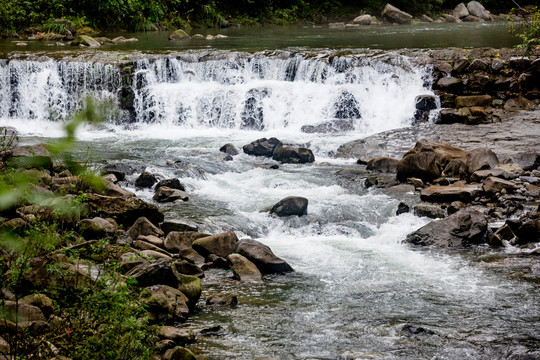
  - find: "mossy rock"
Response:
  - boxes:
[169,29,191,41]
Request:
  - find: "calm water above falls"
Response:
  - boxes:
[0,21,519,53]
[0,23,538,359]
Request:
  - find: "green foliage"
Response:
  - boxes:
[509,6,540,57]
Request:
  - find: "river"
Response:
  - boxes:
[0,21,538,359]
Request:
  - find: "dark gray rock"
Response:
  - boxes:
[465,148,499,176]
[155,178,186,192]
[234,239,294,274]
[125,258,177,287]
[103,163,138,181]
[396,202,410,215]
[135,172,157,188]
[219,143,239,156]
[301,119,354,133]
[243,137,283,157]
[414,203,445,219]
[405,208,488,247]
[270,196,308,217]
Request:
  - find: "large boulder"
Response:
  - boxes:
[243,137,283,157]
[142,284,190,324]
[127,216,164,240]
[507,151,539,171]
[453,3,469,19]
[234,239,294,274]
[381,3,413,24]
[174,273,202,308]
[466,1,492,21]
[11,144,53,170]
[420,181,482,203]
[226,253,263,283]
[396,140,467,182]
[464,148,499,177]
[272,146,315,164]
[405,208,488,247]
[86,193,163,227]
[124,258,177,288]
[192,231,238,258]
[270,196,308,217]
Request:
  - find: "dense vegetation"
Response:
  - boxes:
[0,0,516,34]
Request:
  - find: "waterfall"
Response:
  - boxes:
[0,51,433,136]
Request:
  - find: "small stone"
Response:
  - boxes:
[396,202,410,215]
[206,293,238,307]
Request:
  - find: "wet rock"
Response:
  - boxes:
[366,157,399,172]
[125,258,177,288]
[455,95,491,108]
[104,180,135,198]
[127,216,164,240]
[227,253,263,283]
[143,284,190,324]
[270,196,308,217]
[78,217,116,239]
[414,203,445,219]
[420,181,482,202]
[153,186,189,203]
[333,90,361,119]
[407,177,425,188]
[219,143,239,156]
[515,219,540,245]
[272,146,315,164]
[135,172,157,188]
[164,231,208,252]
[396,202,410,215]
[467,1,492,21]
[161,220,199,235]
[234,239,294,274]
[301,119,354,134]
[353,14,373,25]
[414,95,438,123]
[243,137,283,157]
[482,176,519,194]
[436,77,463,92]
[155,178,186,192]
[381,3,413,24]
[169,29,191,41]
[179,248,206,266]
[405,208,488,247]
[206,293,238,307]
[102,163,138,181]
[397,143,463,182]
[71,35,101,47]
[453,3,469,19]
[174,259,204,278]
[162,346,198,360]
[174,274,201,308]
[401,324,436,336]
[489,224,516,247]
[465,148,499,177]
[504,97,532,111]
[192,231,238,258]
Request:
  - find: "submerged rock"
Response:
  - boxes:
[220,143,239,156]
[155,178,186,192]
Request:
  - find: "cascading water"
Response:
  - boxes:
[0,50,538,359]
